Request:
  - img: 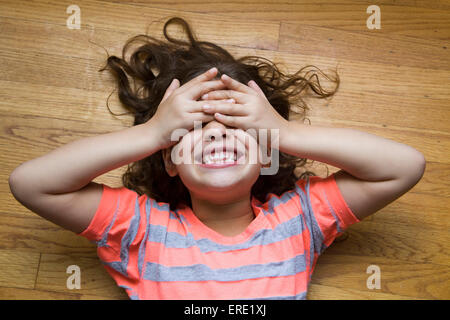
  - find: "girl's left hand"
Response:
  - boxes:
[200,74,289,135]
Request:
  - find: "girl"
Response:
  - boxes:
[9,17,425,299]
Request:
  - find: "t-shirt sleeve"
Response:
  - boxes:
[77,183,148,283]
[77,184,122,242]
[294,173,360,255]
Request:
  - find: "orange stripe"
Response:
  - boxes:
[260,193,303,223]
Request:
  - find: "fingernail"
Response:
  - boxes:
[203,104,212,110]
[226,99,235,103]
[202,93,208,99]
[209,67,217,74]
[222,74,229,80]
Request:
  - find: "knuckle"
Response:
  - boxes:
[211,99,226,105]
[175,97,187,108]
[172,93,183,102]
[203,80,220,89]
[212,91,225,99]
[226,104,235,114]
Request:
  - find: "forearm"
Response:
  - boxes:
[280,121,425,182]
[11,121,162,195]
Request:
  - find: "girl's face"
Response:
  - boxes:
[163,120,262,203]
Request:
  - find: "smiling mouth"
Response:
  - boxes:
[194,146,246,168]
[202,150,237,165]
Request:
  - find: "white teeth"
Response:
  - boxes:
[202,151,236,164]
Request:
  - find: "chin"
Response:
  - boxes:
[177,163,261,201]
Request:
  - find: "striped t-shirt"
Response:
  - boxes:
[78,173,360,300]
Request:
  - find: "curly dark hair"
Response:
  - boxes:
[100,16,339,210]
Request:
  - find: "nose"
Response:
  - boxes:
[202,120,231,143]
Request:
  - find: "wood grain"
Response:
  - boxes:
[310,254,449,299]
[0,0,448,300]
[0,249,40,290]
[35,254,129,299]
[278,23,449,70]
[98,0,450,40]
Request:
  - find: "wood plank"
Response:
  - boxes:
[279,22,450,70]
[0,212,97,255]
[0,16,95,60]
[409,161,450,197]
[0,0,279,50]
[310,254,450,299]
[327,219,450,266]
[229,46,450,101]
[0,286,82,299]
[306,92,450,134]
[350,0,450,11]
[0,48,109,92]
[307,283,423,300]
[35,253,129,299]
[102,0,450,12]
[0,15,149,64]
[367,191,450,227]
[0,249,40,289]
[0,286,120,299]
[103,0,450,40]
[0,81,130,126]
[0,104,131,160]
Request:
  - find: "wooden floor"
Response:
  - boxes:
[1,0,449,300]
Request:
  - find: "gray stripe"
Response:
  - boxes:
[294,177,326,270]
[262,190,297,215]
[153,200,189,225]
[143,253,306,282]
[295,176,324,280]
[118,284,131,290]
[104,195,142,277]
[97,191,121,248]
[239,291,307,300]
[137,198,152,277]
[146,213,306,253]
[321,188,343,233]
[118,284,139,300]
[171,210,190,225]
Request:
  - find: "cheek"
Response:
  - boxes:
[175,163,195,183]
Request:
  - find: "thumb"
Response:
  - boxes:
[161,78,180,103]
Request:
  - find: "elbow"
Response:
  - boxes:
[9,166,29,203]
[405,151,426,186]
[416,152,426,181]
[9,168,22,200]
[9,163,25,185]
[392,151,425,193]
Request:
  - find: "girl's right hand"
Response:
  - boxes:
[148,67,235,149]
